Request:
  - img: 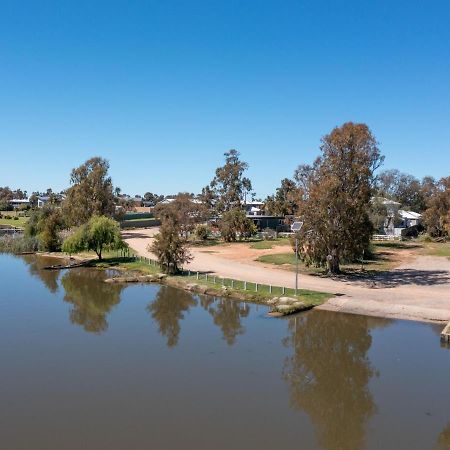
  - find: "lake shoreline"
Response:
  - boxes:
[16,251,450,330]
[25,251,323,316]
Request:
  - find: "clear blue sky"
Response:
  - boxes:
[1,0,449,198]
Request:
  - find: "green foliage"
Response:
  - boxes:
[206,149,253,213]
[295,122,383,274]
[0,235,39,253]
[155,193,206,236]
[150,211,192,274]
[24,206,65,251]
[422,176,450,238]
[62,215,126,260]
[63,157,115,226]
[195,224,210,240]
[264,178,299,216]
[219,208,257,242]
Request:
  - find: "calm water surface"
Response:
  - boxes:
[1,254,450,450]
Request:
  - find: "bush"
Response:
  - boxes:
[195,224,210,240]
[401,224,425,239]
[417,233,434,243]
[0,235,39,253]
[219,209,257,242]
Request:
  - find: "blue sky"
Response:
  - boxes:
[1,0,449,198]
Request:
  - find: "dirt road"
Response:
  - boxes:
[123,228,450,323]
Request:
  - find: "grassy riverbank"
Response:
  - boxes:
[84,255,332,310]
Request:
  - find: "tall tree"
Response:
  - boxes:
[143,192,164,206]
[63,157,115,226]
[154,193,206,237]
[150,208,192,274]
[422,176,450,238]
[375,169,429,212]
[207,149,253,213]
[295,122,383,274]
[265,178,300,216]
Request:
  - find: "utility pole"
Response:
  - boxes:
[295,237,299,295]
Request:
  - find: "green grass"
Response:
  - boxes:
[0,216,28,227]
[257,252,297,265]
[257,250,392,273]
[179,272,331,306]
[250,237,291,249]
[87,256,162,274]
[84,254,331,307]
[423,242,450,259]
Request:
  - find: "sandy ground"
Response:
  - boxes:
[123,228,450,324]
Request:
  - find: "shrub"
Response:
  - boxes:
[0,235,39,253]
[195,224,210,240]
[219,209,257,242]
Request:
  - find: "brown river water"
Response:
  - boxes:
[1,254,449,450]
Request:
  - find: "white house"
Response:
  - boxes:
[244,201,265,216]
[9,198,30,209]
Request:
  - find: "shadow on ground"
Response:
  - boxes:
[331,268,450,288]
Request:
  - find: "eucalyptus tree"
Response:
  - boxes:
[63,157,115,226]
[295,122,384,274]
[207,149,253,213]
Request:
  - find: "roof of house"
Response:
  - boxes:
[399,210,422,219]
[244,201,264,206]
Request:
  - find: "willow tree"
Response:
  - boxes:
[296,122,384,274]
[63,157,115,226]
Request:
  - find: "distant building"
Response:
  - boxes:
[398,210,421,229]
[248,215,287,232]
[244,201,265,216]
[372,197,422,236]
[9,198,30,209]
[37,196,50,208]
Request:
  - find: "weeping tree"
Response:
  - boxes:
[295,122,384,274]
[62,215,126,260]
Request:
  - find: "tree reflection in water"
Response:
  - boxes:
[23,255,60,293]
[200,297,250,346]
[61,269,124,333]
[282,311,377,450]
[146,286,197,348]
